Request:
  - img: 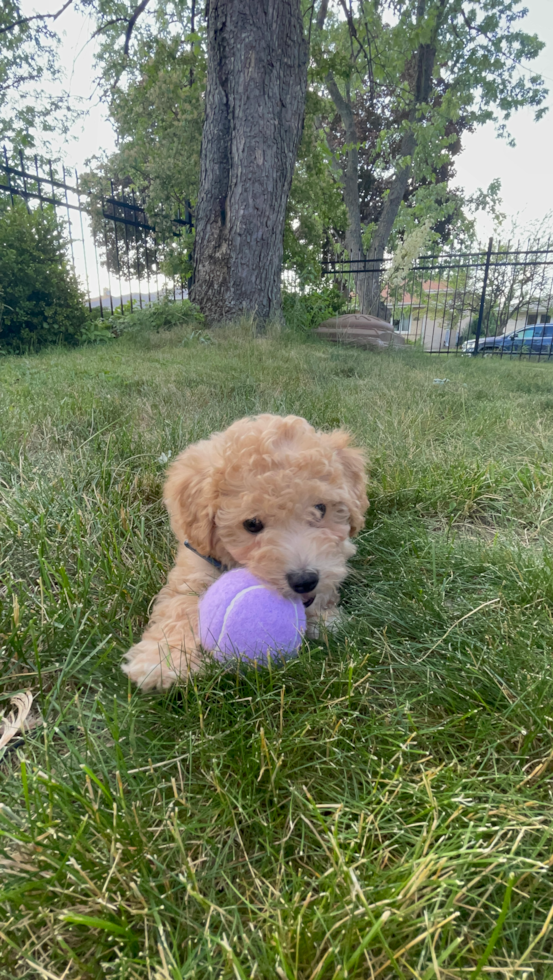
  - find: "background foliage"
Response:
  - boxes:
[0,1,77,149]
[78,0,547,278]
[0,199,88,352]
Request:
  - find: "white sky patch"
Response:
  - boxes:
[19,0,116,169]
[453,0,553,239]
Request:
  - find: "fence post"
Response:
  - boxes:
[473,236,493,356]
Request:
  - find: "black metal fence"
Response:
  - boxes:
[322,238,553,356]
[0,148,191,317]
[2,149,553,357]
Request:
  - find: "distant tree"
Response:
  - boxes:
[81,3,205,284]
[477,214,553,336]
[84,1,204,222]
[313,0,547,314]
[0,1,75,148]
[382,214,553,348]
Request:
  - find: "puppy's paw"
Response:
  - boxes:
[122,640,179,691]
[323,607,345,634]
[305,620,320,640]
[305,607,344,640]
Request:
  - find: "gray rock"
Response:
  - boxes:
[314,313,405,349]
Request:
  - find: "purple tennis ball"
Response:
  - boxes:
[198,569,306,665]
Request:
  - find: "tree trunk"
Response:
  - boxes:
[327,0,443,316]
[191,0,308,325]
[363,128,416,315]
[363,0,442,314]
[325,73,363,263]
[327,70,381,316]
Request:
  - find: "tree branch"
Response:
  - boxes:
[460,7,493,45]
[124,0,152,56]
[316,0,329,31]
[106,0,153,90]
[89,18,128,43]
[326,71,363,261]
[338,0,375,96]
[326,71,357,145]
[0,0,72,37]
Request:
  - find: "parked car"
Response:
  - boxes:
[462,324,553,356]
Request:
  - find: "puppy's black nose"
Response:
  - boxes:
[286,570,319,594]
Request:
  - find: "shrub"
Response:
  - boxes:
[0,199,87,352]
[282,282,348,332]
[106,295,203,335]
[79,311,116,344]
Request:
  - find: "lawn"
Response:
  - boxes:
[1,321,553,979]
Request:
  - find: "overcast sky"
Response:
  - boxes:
[22,0,553,242]
[453,0,553,238]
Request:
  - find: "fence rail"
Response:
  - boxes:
[321,239,553,357]
[2,148,553,358]
[0,148,191,318]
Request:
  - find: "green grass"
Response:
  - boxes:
[2,320,553,978]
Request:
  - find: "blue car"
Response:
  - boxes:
[462,323,553,356]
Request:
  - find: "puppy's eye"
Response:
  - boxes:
[243,518,264,534]
[314,503,326,517]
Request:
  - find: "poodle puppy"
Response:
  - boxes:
[123,414,368,690]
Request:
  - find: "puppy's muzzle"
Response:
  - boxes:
[286,570,319,595]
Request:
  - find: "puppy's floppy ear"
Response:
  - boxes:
[325,429,369,535]
[163,434,223,554]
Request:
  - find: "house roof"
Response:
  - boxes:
[382,280,449,306]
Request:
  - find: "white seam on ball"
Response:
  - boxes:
[216,585,267,650]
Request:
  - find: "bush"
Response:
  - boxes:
[0,199,87,352]
[106,294,203,335]
[282,282,348,332]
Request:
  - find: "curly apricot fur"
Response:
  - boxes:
[123,414,368,690]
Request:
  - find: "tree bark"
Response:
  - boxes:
[316,0,329,31]
[191,0,308,325]
[325,73,363,262]
[363,128,417,315]
[326,70,374,314]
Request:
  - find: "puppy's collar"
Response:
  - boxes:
[184,540,227,571]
